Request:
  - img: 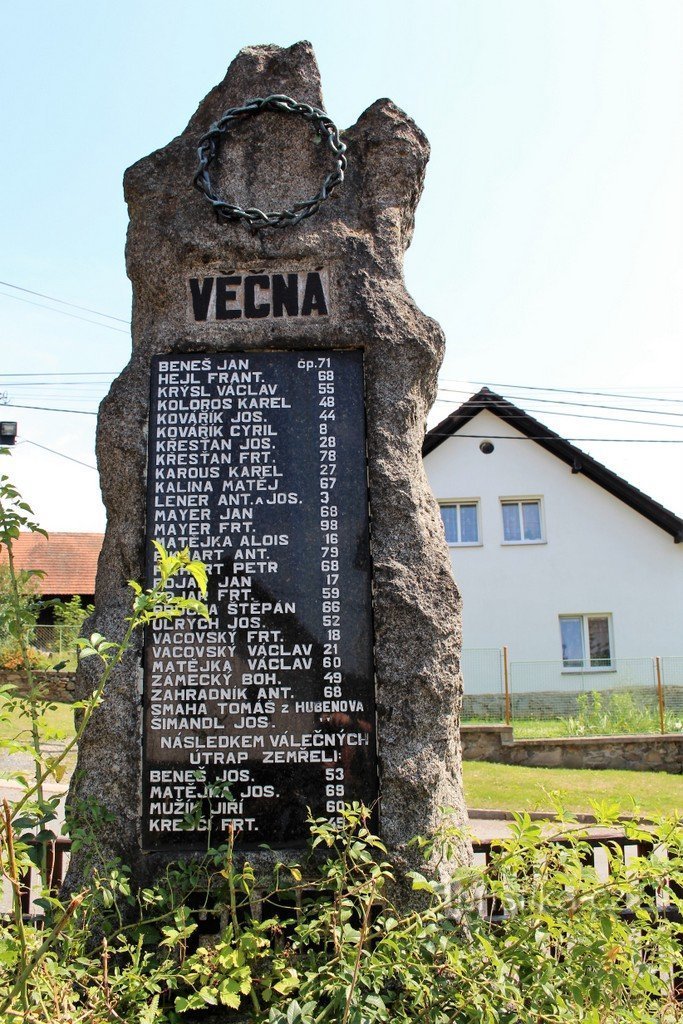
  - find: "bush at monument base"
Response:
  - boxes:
[0,806,681,1022]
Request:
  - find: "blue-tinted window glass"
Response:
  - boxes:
[560,618,584,667]
[460,504,478,543]
[522,501,542,541]
[502,503,521,541]
[440,506,458,544]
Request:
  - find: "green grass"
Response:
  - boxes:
[0,698,75,744]
[1,704,680,819]
[509,719,570,739]
[463,760,683,818]
[462,717,679,739]
[463,718,570,738]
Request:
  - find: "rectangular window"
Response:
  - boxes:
[501,498,543,543]
[559,614,613,670]
[439,502,480,545]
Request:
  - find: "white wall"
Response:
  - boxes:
[424,410,683,687]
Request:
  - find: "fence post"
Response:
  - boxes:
[655,656,665,734]
[503,645,511,725]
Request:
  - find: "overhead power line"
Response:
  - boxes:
[19,439,97,470]
[453,380,683,406]
[0,372,117,378]
[434,396,683,430]
[425,432,683,443]
[0,290,129,334]
[0,380,113,388]
[436,386,683,418]
[1,402,97,416]
[0,280,130,324]
[1,399,682,440]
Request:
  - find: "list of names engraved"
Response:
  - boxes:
[143,351,376,850]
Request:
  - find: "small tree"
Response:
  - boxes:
[53,595,94,656]
[0,562,44,669]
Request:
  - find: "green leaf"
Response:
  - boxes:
[287,1000,302,1024]
[186,559,208,596]
[408,871,437,893]
[273,970,300,995]
[219,989,241,1010]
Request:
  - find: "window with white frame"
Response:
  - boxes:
[439,502,480,545]
[559,614,613,670]
[501,498,543,543]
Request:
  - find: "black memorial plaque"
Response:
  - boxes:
[142,351,376,850]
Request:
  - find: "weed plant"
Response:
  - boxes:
[568,690,683,737]
[0,457,681,1023]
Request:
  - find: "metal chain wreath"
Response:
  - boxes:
[193,94,347,229]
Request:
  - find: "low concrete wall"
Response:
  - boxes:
[0,669,76,703]
[461,724,683,773]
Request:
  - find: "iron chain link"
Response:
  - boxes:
[193,94,347,230]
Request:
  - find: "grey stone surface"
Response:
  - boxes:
[461,724,683,773]
[0,668,76,703]
[65,41,469,890]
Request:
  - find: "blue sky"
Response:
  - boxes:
[1,0,682,529]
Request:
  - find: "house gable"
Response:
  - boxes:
[424,388,683,543]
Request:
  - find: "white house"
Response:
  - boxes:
[422,389,683,706]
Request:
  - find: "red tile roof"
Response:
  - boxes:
[0,532,103,596]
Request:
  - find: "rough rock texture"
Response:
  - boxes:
[65,41,469,890]
[461,724,683,773]
[0,669,76,703]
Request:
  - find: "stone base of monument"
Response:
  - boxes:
[64,40,470,901]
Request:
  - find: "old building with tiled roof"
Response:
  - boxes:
[0,532,103,601]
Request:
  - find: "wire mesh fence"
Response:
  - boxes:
[461,648,682,736]
[460,648,505,721]
[662,657,683,716]
[30,625,71,653]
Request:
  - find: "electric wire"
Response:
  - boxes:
[0,291,129,334]
[424,433,683,443]
[0,280,129,323]
[433,397,683,430]
[0,402,97,416]
[2,398,682,440]
[436,386,683,418]
[0,372,117,378]
[446,380,683,405]
[0,380,113,387]
[19,439,97,471]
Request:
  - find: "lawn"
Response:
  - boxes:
[462,717,682,739]
[0,698,75,745]
[463,719,571,738]
[1,702,681,820]
[463,760,683,818]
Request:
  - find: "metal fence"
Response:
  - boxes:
[461,648,683,735]
[28,626,74,654]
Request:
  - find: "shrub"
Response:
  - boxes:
[53,595,94,649]
[568,689,683,736]
[0,807,682,1023]
[1,459,681,1023]
[0,640,51,671]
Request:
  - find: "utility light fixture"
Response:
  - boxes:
[0,422,18,446]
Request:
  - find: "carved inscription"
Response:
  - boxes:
[187,270,330,322]
[143,351,376,849]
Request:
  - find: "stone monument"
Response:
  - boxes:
[66,40,468,889]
